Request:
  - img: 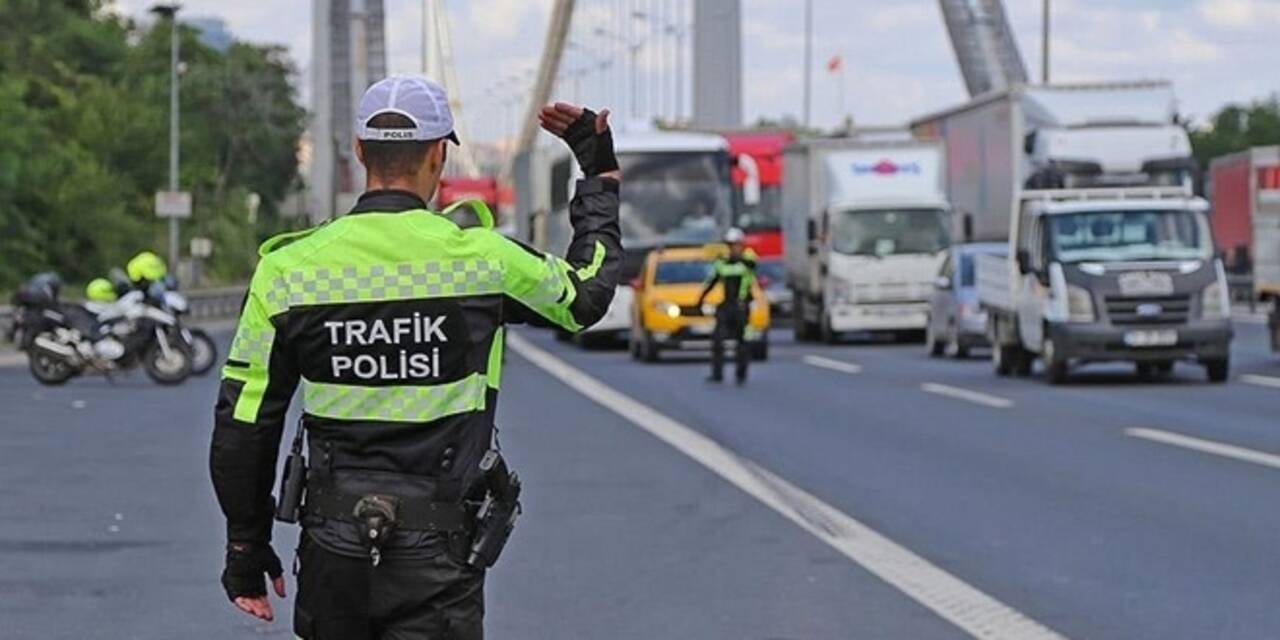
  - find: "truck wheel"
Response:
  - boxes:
[1014,348,1034,377]
[926,321,944,357]
[944,323,968,359]
[793,293,818,342]
[819,310,839,344]
[1042,338,1068,385]
[1205,358,1229,383]
[993,344,1015,376]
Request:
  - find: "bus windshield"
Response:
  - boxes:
[619,151,731,247]
[831,208,949,257]
[1048,210,1212,263]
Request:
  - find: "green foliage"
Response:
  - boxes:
[1190,96,1280,169]
[0,0,306,292]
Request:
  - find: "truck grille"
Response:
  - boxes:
[1105,295,1191,325]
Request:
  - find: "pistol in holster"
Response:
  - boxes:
[467,449,522,569]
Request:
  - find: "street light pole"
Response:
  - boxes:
[152,3,182,271]
[1041,0,1051,84]
[803,0,812,128]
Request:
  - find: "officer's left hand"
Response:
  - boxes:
[221,543,287,621]
[538,103,619,180]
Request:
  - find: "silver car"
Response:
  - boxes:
[926,243,1004,358]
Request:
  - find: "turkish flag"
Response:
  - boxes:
[826,54,842,73]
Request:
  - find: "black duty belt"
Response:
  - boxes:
[303,484,471,533]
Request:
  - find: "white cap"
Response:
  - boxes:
[724,227,746,244]
[355,74,460,144]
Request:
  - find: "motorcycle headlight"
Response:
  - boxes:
[1201,281,1228,319]
[1066,284,1095,322]
[651,301,680,318]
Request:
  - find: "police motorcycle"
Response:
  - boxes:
[9,272,193,386]
[133,273,218,376]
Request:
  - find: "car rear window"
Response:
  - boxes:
[654,260,712,284]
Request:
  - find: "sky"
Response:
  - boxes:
[107,0,1280,144]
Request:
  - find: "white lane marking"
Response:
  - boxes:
[1126,428,1280,470]
[802,354,863,374]
[508,332,1063,640]
[1241,374,1280,390]
[920,383,1014,409]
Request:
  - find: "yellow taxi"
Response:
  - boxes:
[628,244,771,362]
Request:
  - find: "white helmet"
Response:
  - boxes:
[724,227,746,244]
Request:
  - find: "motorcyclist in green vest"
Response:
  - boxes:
[209,74,621,639]
[697,228,758,384]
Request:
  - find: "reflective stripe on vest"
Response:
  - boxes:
[302,373,488,422]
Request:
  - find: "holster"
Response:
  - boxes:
[275,418,306,523]
[466,449,522,569]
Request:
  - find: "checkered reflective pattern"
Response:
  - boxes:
[228,326,275,365]
[265,259,504,311]
[527,254,572,307]
[302,373,488,422]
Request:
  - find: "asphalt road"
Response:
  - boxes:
[0,315,1276,639]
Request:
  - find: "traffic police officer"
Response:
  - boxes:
[696,228,758,384]
[210,74,621,638]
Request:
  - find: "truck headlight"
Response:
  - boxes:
[829,277,854,304]
[1066,284,1095,322]
[1201,281,1228,319]
[651,301,680,318]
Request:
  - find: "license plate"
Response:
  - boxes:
[1123,329,1178,347]
[688,324,713,336]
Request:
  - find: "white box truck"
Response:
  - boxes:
[912,82,1231,383]
[782,139,951,342]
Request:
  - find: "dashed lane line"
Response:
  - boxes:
[802,354,863,374]
[1240,374,1280,390]
[921,382,1014,409]
[1126,427,1280,471]
[508,332,1064,640]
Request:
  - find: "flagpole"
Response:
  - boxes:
[838,52,845,130]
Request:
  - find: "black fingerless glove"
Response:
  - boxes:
[560,108,619,177]
[221,543,283,601]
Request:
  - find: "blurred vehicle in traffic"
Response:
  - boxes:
[516,126,734,345]
[915,80,1231,383]
[926,242,1004,358]
[782,138,950,343]
[628,244,769,362]
[1208,146,1280,352]
[755,258,791,318]
[726,130,793,259]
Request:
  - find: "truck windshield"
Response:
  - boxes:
[1048,210,1212,263]
[733,185,782,231]
[831,209,949,257]
[653,260,713,284]
[618,151,731,248]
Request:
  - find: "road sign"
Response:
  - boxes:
[155,191,192,218]
[190,237,213,258]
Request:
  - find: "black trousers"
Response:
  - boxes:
[710,303,749,382]
[294,534,485,640]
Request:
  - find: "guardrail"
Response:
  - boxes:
[0,285,247,340]
[185,286,248,320]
